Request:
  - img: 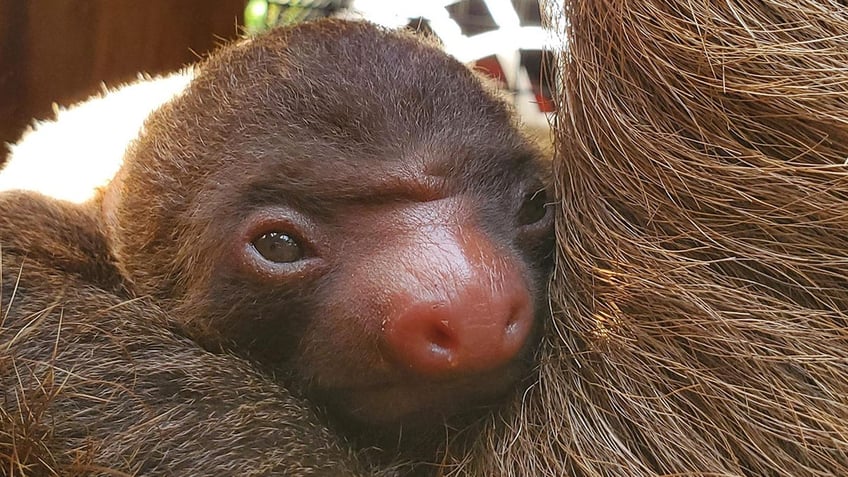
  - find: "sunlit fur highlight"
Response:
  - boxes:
[445,1,848,476]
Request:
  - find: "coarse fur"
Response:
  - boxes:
[6,4,848,476]
[103,18,553,441]
[1,19,553,475]
[442,1,848,476]
[0,191,378,476]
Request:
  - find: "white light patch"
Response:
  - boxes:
[0,72,192,203]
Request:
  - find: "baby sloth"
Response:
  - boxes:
[102,19,554,433]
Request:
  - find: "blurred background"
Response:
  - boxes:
[0,0,557,163]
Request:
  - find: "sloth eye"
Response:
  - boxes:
[517,189,549,225]
[252,232,303,263]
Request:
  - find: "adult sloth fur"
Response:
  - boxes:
[447,1,848,476]
[4,3,848,476]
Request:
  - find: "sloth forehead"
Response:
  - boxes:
[182,21,510,146]
[205,133,541,211]
[136,20,540,217]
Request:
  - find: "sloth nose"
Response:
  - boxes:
[383,258,534,377]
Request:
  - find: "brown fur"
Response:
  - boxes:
[13,6,846,477]
[102,18,551,443]
[444,1,848,475]
[0,191,377,476]
[1,19,553,476]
